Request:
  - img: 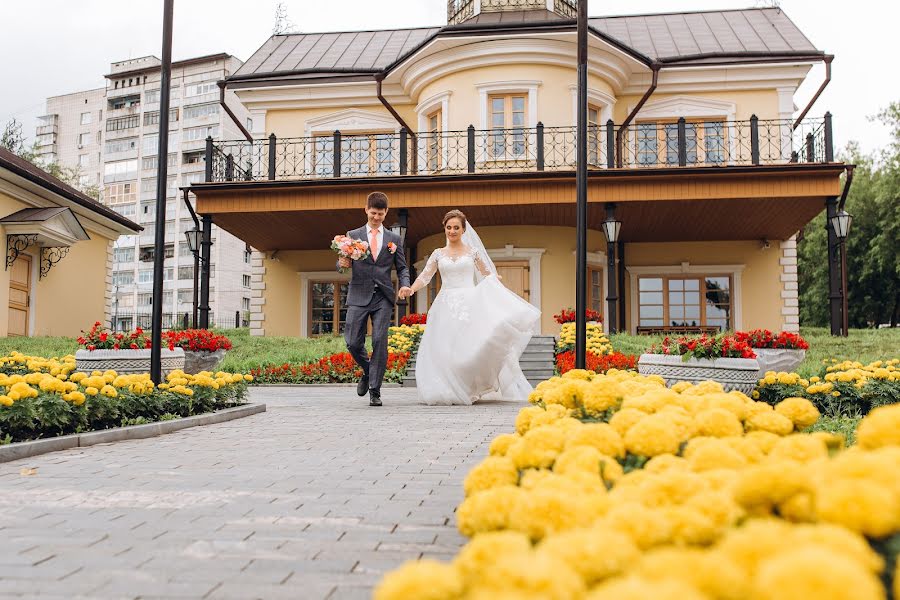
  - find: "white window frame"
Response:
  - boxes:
[415,91,451,174]
[475,81,540,130]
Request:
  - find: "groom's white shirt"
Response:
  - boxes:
[363,223,385,260]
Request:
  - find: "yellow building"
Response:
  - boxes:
[190,2,847,338]
[0,148,140,337]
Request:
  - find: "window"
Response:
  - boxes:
[637,275,732,331]
[588,267,603,314]
[105,182,136,204]
[635,120,729,166]
[183,150,205,165]
[109,95,140,110]
[106,115,140,132]
[117,295,134,308]
[427,109,442,171]
[114,247,135,263]
[145,89,160,104]
[242,274,251,288]
[141,154,177,170]
[80,112,92,125]
[78,154,89,167]
[183,125,218,142]
[139,245,173,262]
[78,132,92,147]
[143,109,179,126]
[488,94,527,158]
[138,269,153,284]
[138,293,152,306]
[113,203,137,217]
[185,81,217,97]
[183,103,219,120]
[105,138,138,155]
[588,105,603,166]
[208,264,215,279]
[104,160,138,183]
[243,249,251,264]
[636,123,658,165]
[177,289,193,304]
[112,270,134,285]
[312,132,393,176]
[163,267,174,281]
[308,281,349,336]
[246,117,253,131]
[143,133,179,155]
[178,265,194,280]
[242,297,250,311]
[179,242,193,257]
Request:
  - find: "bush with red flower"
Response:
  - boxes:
[249,352,410,384]
[555,350,637,375]
[553,308,602,325]
[77,322,158,351]
[652,333,757,361]
[733,328,809,350]
[399,313,427,326]
[163,329,232,353]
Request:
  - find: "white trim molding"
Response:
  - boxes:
[416,91,452,173]
[625,263,746,334]
[568,86,616,126]
[249,252,267,337]
[476,81,541,129]
[630,95,736,122]
[779,236,800,332]
[304,108,401,136]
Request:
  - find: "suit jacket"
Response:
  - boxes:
[339,226,410,306]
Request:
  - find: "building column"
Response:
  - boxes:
[825,196,842,335]
[779,236,800,333]
[249,251,266,336]
[199,214,213,329]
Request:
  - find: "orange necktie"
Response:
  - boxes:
[370,228,378,259]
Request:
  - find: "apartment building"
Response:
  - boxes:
[37,53,254,329]
[35,88,105,192]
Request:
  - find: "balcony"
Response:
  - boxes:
[204,115,836,184]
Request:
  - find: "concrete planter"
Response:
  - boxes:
[637,353,760,395]
[183,349,227,374]
[754,348,806,377]
[75,348,185,375]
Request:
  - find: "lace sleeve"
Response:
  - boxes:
[472,248,492,277]
[412,249,440,292]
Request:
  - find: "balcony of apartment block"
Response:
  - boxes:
[203,114,837,183]
[36,115,58,138]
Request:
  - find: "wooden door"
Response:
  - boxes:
[495,260,530,301]
[8,255,31,337]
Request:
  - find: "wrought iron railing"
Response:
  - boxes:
[204,115,834,183]
[448,0,475,24]
[554,0,577,18]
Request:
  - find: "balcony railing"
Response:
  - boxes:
[204,115,835,184]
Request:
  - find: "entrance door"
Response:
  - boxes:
[495,260,530,301]
[8,255,31,337]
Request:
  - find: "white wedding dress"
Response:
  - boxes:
[414,246,541,405]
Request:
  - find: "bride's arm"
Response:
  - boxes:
[409,249,439,294]
[473,250,494,278]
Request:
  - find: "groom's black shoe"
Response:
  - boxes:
[357,374,369,397]
[369,390,382,407]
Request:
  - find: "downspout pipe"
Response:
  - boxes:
[376,75,418,174]
[838,164,855,211]
[793,55,833,130]
[616,64,660,168]
[218,81,253,142]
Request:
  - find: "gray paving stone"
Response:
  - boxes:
[0,387,523,598]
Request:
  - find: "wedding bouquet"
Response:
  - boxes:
[332,234,370,273]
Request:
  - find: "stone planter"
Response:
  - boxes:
[183,349,227,374]
[637,353,761,395]
[754,348,806,377]
[75,348,185,375]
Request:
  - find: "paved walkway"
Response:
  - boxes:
[0,387,523,599]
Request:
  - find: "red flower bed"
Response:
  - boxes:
[653,334,756,361]
[250,352,410,384]
[733,329,809,350]
[399,313,427,326]
[77,322,159,351]
[555,351,637,375]
[163,329,232,352]
[553,308,602,324]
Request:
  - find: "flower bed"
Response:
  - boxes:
[0,352,251,444]
[756,359,900,417]
[248,352,409,384]
[375,367,900,600]
[556,351,636,375]
[399,313,427,326]
[735,329,809,376]
[556,322,612,357]
[388,324,425,356]
[553,308,603,324]
[164,329,232,374]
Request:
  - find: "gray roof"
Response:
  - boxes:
[231,8,820,80]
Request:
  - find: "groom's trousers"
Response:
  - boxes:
[344,290,393,393]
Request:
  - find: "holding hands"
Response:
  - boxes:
[398,286,414,300]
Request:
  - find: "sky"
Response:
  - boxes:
[1,0,897,156]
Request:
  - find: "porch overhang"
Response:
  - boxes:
[189,164,845,252]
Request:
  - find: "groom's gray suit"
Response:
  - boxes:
[340,226,410,397]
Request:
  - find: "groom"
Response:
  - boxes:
[338,192,412,406]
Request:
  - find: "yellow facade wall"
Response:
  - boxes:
[0,189,119,337]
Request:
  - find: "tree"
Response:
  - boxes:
[1,119,27,155]
[272,2,296,35]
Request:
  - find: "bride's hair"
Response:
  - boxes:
[442,209,467,230]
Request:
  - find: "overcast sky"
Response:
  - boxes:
[1,0,897,156]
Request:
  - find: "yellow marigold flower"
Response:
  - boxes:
[7,391,20,401]
[644,454,689,474]
[562,368,594,381]
[537,527,639,585]
[463,456,518,497]
[488,433,520,457]
[373,559,463,600]
[84,386,99,396]
[815,479,899,538]
[542,380,586,409]
[564,422,625,458]
[586,575,708,600]
[243,374,253,382]
[68,391,86,406]
[515,405,551,435]
[700,392,749,421]
[768,434,828,463]
[723,436,766,464]
[508,486,603,541]
[856,404,900,449]
[0,395,12,407]
[791,523,884,574]
[687,438,748,472]
[468,551,586,600]
[456,486,524,537]
[753,547,884,600]
[453,531,531,586]
[608,408,649,437]
[624,414,682,457]
[552,445,606,478]
[671,381,693,393]
[100,385,118,398]
[582,385,621,415]
[745,430,781,454]
[732,461,814,517]
[745,411,793,436]
[635,548,751,600]
[774,397,820,430]
[694,408,744,438]
[507,425,566,470]
[600,504,673,550]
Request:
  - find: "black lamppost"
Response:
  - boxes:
[830,209,852,337]
[575,0,589,369]
[602,205,622,334]
[184,225,202,328]
[390,208,409,320]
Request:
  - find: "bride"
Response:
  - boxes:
[401,210,541,405]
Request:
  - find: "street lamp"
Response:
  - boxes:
[602,205,622,334]
[830,209,852,337]
[184,226,202,254]
[602,215,622,245]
